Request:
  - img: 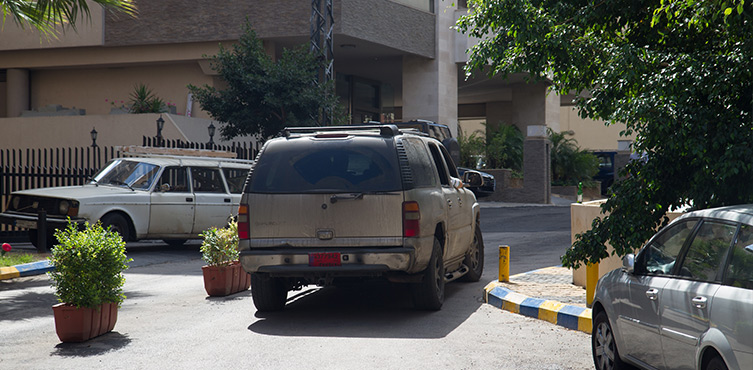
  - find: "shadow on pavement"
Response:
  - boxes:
[51,332,132,357]
[247,279,486,339]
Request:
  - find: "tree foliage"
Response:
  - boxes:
[1,0,136,37]
[188,22,345,142]
[457,1,753,268]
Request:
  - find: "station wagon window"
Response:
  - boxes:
[222,168,248,194]
[676,220,736,282]
[191,168,225,193]
[725,224,753,289]
[638,219,698,275]
[97,160,159,190]
[156,167,189,193]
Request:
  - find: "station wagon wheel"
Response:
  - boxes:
[101,213,131,242]
[411,238,445,310]
[27,228,57,253]
[461,222,484,282]
[592,311,627,370]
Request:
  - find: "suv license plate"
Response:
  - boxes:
[309,252,341,267]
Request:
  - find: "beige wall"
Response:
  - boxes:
[560,106,636,151]
[0,114,257,150]
[29,63,213,119]
[570,200,684,287]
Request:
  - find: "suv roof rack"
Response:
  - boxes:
[283,125,400,138]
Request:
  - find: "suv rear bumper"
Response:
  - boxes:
[239,247,414,276]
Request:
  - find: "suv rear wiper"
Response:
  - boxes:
[330,193,363,203]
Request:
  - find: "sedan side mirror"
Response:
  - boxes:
[462,170,483,187]
[622,254,635,274]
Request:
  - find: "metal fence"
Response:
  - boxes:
[0,146,122,240]
[0,138,258,241]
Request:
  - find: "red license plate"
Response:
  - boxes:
[308,252,341,267]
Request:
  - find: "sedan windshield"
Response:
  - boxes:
[94,160,160,190]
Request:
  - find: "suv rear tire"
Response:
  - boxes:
[411,239,445,310]
[460,223,484,282]
[251,273,287,312]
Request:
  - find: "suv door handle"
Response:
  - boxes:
[691,296,708,309]
[645,288,659,300]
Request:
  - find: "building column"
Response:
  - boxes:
[522,126,551,204]
[401,2,458,135]
[6,69,29,118]
[485,82,560,134]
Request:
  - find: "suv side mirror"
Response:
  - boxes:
[462,170,483,187]
[622,254,635,274]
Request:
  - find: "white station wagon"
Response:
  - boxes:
[0,153,252,251]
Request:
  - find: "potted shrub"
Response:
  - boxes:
[48,221,131,343]
[200,221,250,296]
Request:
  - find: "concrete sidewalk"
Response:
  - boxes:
[484,267,592,334]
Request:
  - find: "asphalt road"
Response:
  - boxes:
[0,203,592,370]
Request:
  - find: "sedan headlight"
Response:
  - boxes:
[58,200,70,215]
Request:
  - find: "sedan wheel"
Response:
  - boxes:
[592,311,626,370]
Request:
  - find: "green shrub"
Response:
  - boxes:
[458,127,487,168]
[486,123,524,170]
[200,221,239,267]
[48,221,131,308]
[548,128,599,186]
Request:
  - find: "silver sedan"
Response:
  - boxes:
[591,205,753,370]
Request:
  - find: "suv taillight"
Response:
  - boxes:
[237,204,249,240]
[403,201,420,237]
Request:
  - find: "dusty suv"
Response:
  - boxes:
[237,125,484,311]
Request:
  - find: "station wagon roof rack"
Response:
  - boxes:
[118,146,253,165]
[283,125,400,138]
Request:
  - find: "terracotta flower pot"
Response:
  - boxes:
[202,262,250,297]
[53,302,119,343]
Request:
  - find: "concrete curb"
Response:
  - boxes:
[483,269,592,334]
[0,260,54,280]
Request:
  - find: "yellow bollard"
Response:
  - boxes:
[586,262,599,308]
[498,246,510,282]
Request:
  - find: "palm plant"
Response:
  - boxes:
[128,83,166,113]
[2,0,136,37]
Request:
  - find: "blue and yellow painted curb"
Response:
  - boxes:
[0,260,54,280]
[484,274,592,334]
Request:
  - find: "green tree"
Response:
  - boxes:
[548,129,598,186]
[188,22,345,142]
[457,1,753,268]
[2,0,136,37]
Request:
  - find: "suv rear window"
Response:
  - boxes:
[249,137,402,193]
